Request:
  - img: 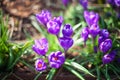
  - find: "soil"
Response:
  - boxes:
[0,63,96,80]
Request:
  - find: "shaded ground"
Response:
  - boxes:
[1,0,64,41]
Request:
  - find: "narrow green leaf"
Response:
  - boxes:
[20,60,35,70]
[64,65,85,80]
[34,72,42,80]
[7,48,14,70]
[46,68,56,80]
[96,65,101,80]
[21,40,33,51]
[65,60,94,77]
[73,23,82,31]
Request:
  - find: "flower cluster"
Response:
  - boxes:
[81,11,100,45]
[32,38,65,71]
[59,24,73,51]
[81,10,116,64]
[33,10,74,71]
[98,29,116,64]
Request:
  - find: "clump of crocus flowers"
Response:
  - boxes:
[32,10,73,71]
[81,10,117,64]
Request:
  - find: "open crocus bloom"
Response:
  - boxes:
[48,51,65,68]
[36,10,51,26]
[35,59,47,71]
[32,38,48,56]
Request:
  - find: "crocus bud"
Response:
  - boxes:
[48,51,65,68]
[81,27,89,42]
[47,20,61,35]
[102,50,116,64]
[53,16,63,27]
[79,0,88,10]
[84,11,99,27]
[62,24,73,37]
[100,39,112,53]
[36,10,51,26]
[59,37,73,51]
[89,24,100,38]
[35,59,47,71]
[100,29,109,38]
[98,36,105,46]
[32,38,48,56]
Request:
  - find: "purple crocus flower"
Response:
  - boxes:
[99,29,109,38]
[36,10,51,26]
[115,0,120,7]
[89,24,100,38]
[84,11,99,27]
[48,51,65,68]
[79,0,88,10]
[98,36,105,46]
[100,39,112,53]
[81,27,89,43]
[53,16,63,27]
[102,50,116,64]
[47,20,61,35]
[32,38,48,56]
[62,24,73,37]
[35,59,47,71]
[59,37,73,51]
[62,0,69,6]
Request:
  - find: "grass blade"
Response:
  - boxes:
[64,65,85,80]
[46,68,56,80]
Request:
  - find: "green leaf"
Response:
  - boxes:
[65,60,94,77]
[46,68,56,80]
[34,72,42,80]
[7,48,14,69]
[73,23,82,31]
[21,40,33,51]
[64,65,85,80]
[96,65,101,80]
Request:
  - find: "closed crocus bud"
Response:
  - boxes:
[35,59,47,71]
[47,20,61,35]
[98,36,105,46]
[100,39,112,53]
[62,24,73,37]
[115,0,120,7]
[102,50,116,64]
[62,0,69,6]
[53,16,63,27]
[32,38,48,56]
[36,10,51,26]
[100,29,109,38]
[89,24,100,38]
[84,11,99,27]
[59,37,73,51]
[79,0,88,10]
[81,27,89,42]
[48,51,65,68]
